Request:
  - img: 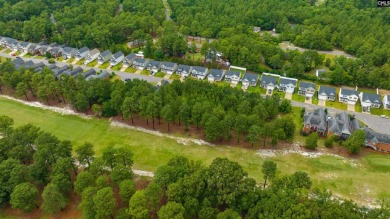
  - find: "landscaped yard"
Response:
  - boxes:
[312,97,319,105]
[76,59,85,65]
[66,57,75,63]
[98,62,110,69]
[292,93,305,102]
[169,73,181,80]
[23,53,32,58]
[325,100,347,111]
[0,97,388,204]
[125,67,137,73]
[57,57,64,62]
[111,63,123,71]
[355,101,362,112]
[370,106,390,117]
[35,55,45,59]
[4,49,11,53]
[154,71,166,78]
[86,60,98,67]
[140,69,150,75]
[247,85,262,94]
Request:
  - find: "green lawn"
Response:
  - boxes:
[170,73,181,80]
[312,97,319,105]
[247,86,262,93]
[57,57,64,62]
[4,49,11,53]
[292,93,305,103]
[154,71,166,78]
[66,58,75,63]
[23,53,33,58]
[86,60,98,67]
[326,100,347,111]
[125,67,137,73]
[35,55,45,59]
[111,63,123,71]
[0,97,389,204]
[76,59,85,65]
[99,62,110,69]
[355,100,362,112]
[185,53,203,62]
[370,106,390,117]
[215,81,231,87]
[140,70,150,75]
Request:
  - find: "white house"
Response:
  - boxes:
[84,48,100,64]
[224,70,241,85]
[339,88,359,105]
[207,69,224,82]
[110,51,124,67]
[260,75,277,94]
[76,47,89,60]
[383,95,390,110]
[298,82,316,98]
[191,66,208,80]
[123,53,136,67]
[176,65,192,78]
[161,62,178,74]
[318,86,336,101]
[359,92,381,112]
[242,73,259,89]
[133,58,149,70]
[278,77,297,94]
[147,60,161,74]
[98,50,112,64]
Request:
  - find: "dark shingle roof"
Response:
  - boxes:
[112,51,124,59]
[125,53,136,61]
[148,60,161,68]
[261,75,277,85]
[177,65,191,72]
[162,61,176,68]
[100,50,112,57]
[97,70,109,79]
[83,69,96,78]
[209,69,224,78]
[243,73,259,82]
[364,127,390,144]
[299,82,316,89]
[78,47,89,54]
[340,88,358,96]
[192,66,207,72]
[318,86,336,96]
[303,108,326,130]
[225,70,240,77]
[361,92,381,103]
[280,78,297,86]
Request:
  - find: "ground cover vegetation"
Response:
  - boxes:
[0,118,388,218]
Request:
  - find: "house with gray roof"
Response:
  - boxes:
[54,65,71,78]
[363,127,390,153]
[278,77,297,94]
[83,69,96,78]
[176,65,192,78]
[76,47,89,60]
[47,64,57,69]
[62,47,77,59]
[383,95,390,110]
[208,69,224,82]
[63,67,83,77]
[8,39,19,51]
[96,70,110,79]
[110,51,124,67]
[13,57,25,69]
[147,60,161,74]
[327,112,352,139]
[27,44,39,55]
[260,74,277,94]
[23,60,35,68]
[98,50,112,64]
[339,88,359,105]
[303,108,327,135]
[242,73,259,88]
[1,37,16,48]
[34,62,46,70]
[133,58,149,70]
[298,82,316,97]
[18,42,31,53]
[38,46,52,56]
[191,66,208,80]
[50,47,63,58]
[123,53,136,67]
[359,92,381,112]
[84,48,100,64]
[318,86,336,101]
[161,62,177,74]
[224,70,240,85]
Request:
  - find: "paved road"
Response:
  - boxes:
[0,52,166,84]
[1,52,389,135]
[291,100,390,135]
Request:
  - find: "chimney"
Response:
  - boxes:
[377,88,379,95]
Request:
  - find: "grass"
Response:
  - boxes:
[125,67,137,73]
[292,93,305,103]
[170,73,181,80]
[247,86,262,94]
[57,57,64,62]
[215,81,231,87]
[76,59,85,65]
[140,70,150,75]
[370,106,390,117]
[111,63,123,71]
[86,60,98,67]
[35,55,45,59]
[0,97,389,204]
[154,71,166,78]
[326,100,347,111]
[23,53,33,58]
[66,58,75,63]
[4,49,11,53]
[355,100,363,112]
[312,97,319,105]
[185,53,203,62]
[99,62,110,69]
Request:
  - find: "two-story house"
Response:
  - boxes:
[260,75,277,95]
[208,69,224,82]
[359,92,381,112]
[318,86,336,101]
[298,82,316,98]
[327,112,352,139]
[161,62,178,74]
[302,108,327,136]
[110,51,124,67]
[339,88,359,105]
[84,48,100,65]
[224,70,241,85]
[383,95,390,110]
[242,73,259,89]
[76,47,90,60]
[191,66,208,80]
[62,47,77,60]
[133,58,149,70]
[50,47,63,58]
[122,53,136,68]
[17,42,31,53]
[279,77,297,94]
[147,60,161,74]
[98,50,112,64]
[176,65,192,78]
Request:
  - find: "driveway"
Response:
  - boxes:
[134,69,142,75]
[285,93,292,100]
[163,74,171,80]
[318,99,326,106]
[304,97,312,104]
[347,104,355,112]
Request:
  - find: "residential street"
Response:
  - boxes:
[1,52,389,135]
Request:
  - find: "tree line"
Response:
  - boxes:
[0,59,295,145]
[0,119,388,218]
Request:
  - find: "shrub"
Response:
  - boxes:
[325,137,334,148]
[305,132,319,150]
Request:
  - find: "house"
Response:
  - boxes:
[339,88,359,104]
[363,127,390,153]
[260,75,277,94]
[176,65,192,78]
[47,64,57,70]
[122,53,136,67]
[316,69,327,78]
[97,50,112,64]
[302,108,327,135]
[62,47,77,59]
[23,60,35,68]
[50,47,63,58]
[84,48,100,64]
[49,42,59,47]
[359,92,381,112]
[27,44,39,55]
[383,95,390,110]
[38,46,52,56]
[13,57,25,69]
[53,65,71,78]
[224,70,241,85]
[96,70,110,79]
[147,61,161,74]
[279,77,297,93]
[82,69,96,78]
[76,47,89,60]
[63,67,83,77]
[133,58,149,70]
[298,82,316,98]
[18,42,31,53]
[2,38,16,48]
[208,69,224,82]
[9,40,19,51]
[161,62,178,74]
[191,66,208,80]
[34,62,46,71]
[318,86,336,101]
[135,51,144,59]
[110,51,124,67]
[242,73,259,88]
[327,112,352,139]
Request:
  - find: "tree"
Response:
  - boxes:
[161,104,174,132]
[110,164,133,185]
[128,190,149,219]
[74,171,95,194]
[325,137,334,148]
[92,104,103,117]
[157,202,185,219]
[119,179,136,205]
[121,96,136,123]
[41,183,68,214]
[345,129,365,154]
[247,125,261,147]
[15,82,29,100]
[79,187,97,219]
[10,182,38,212]
[216,209,241,219]
[144,182,163,212]
[75,142,95,168]
[0,115,14,137]
[93,187,117,219]
[190,42,197,62]
[262,160,277,188]
[305,132,319,149]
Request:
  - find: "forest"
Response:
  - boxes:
[0,118,388,218]
[0,59,294,145]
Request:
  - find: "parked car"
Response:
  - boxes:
[380,115,388,119]
[11,53,15,56]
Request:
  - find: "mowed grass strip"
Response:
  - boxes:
[0,97,389,203]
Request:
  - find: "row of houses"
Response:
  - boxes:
[12,57,109,80]
[303,108,390,153]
